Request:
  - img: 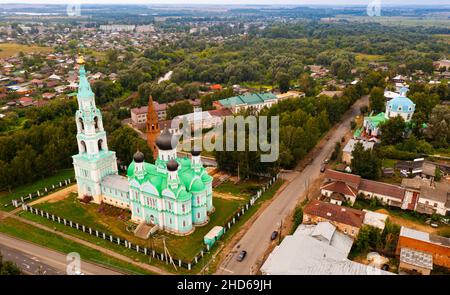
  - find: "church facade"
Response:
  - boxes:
[72,59,213,235]
[363,87,416,138]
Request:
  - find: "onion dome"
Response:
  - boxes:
[133,150,144,163]
[167,159,179,172]
[156,128,177,150]
[191,148,201,157]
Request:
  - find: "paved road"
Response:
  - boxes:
[216,95,369,275]
[0,233,123,275]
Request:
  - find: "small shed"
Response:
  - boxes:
[204,226,224,248]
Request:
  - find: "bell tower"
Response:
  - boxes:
[146,95,160,160]
[72,56,118,204]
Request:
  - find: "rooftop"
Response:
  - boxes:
[359,179,405,201]
[324,169,361,188]
[400,248,433,270]
[218,92,276,108]
[304,200,365,228]
[261,222,393,275]
[400,226,450,248]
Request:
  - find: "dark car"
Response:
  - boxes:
[320,164,326,173]
[270,231,278,241]
[236,250,247,262]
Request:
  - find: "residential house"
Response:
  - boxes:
[321,169,361,205]
[316,90,344,98]
[342,139,375,165]
[276,90,305,101]
[416,182,450,216]
[303,200,365,237]
[130,106,148,129]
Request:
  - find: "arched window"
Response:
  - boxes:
[98,139,103,151]
[80,141,87,153]
[94,116,99,130]
[78,117,84,131]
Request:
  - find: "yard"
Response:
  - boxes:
[21,181,281,268]
[0,169,74,211]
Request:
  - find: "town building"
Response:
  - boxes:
[215,92,277,113]
[72,60,214,235]
[396,226,450,269]
[303,200,365,237]
[261,222,392,275]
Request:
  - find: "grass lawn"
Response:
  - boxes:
[0,217,154,275]
[213,180,261,198]
[0,169,74,211]
[0,43,52,58]
[355,53,385,63]
[29,192,243,261]
[21,178,284,273]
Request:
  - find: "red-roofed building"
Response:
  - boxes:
[303,200,365,237]
[17,97,33,107]
[210,84,222,91]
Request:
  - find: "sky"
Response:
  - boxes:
[1,0,449,6]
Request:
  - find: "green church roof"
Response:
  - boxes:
[77,65,95,100]
[365,112,388,128]
[219,92,276,108]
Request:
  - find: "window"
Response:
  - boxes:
[182,204,186,213]
[183,221,186,227]
[197,196,200,205]
[80,141,87,153]
[98,139,103,151]
[197,212,200,219]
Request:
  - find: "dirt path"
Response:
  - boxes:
[29,184,77,206]
[375,209,440,234]
[213,192,246,201]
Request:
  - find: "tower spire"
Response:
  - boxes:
[146,95,160,160]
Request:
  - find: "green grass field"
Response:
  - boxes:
[29,192,243,261]
[0,169,75,211]
[0,217,154,275]
[213,180,261,198]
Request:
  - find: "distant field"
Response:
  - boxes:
[433,34,450,44]
[332,16,450,28]
[355,53,385,63]
[0,43,52,58]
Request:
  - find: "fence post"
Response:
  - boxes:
[144,248,147,255]
[96,230,99,237]
[188,263,191,270]
[117,238,120,245]
[136,245,139,253]
[110,235,113,242]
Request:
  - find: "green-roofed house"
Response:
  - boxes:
[215,92,277,113]
[72,61,213,236]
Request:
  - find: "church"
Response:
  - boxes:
[72,58,214,235]
[362,87,416,138]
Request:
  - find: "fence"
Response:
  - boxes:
[9,177,76,209]
[21,173,280,271]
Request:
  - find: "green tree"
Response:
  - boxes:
[166,101,194,120]
[380,116,406,145]
[0,252,22,275]
[427,105,450,148]
[276,71,290,93]
[369,87,385,113]
[350,142,381,180]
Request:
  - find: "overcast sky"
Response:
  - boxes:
[1,0,449,6]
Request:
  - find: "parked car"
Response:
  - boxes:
[236,250,247,262]
[324,158,329,164]
[431,223,439,228]
[320,164,326,173]
[270,231,278,240]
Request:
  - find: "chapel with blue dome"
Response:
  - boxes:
[362,87,416,138]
